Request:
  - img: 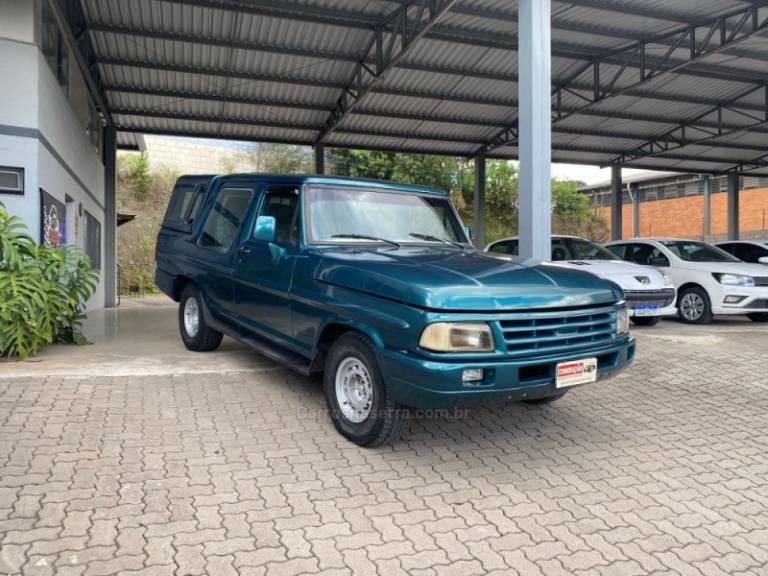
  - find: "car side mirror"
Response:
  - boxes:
[649,257,669,267]
[759,256,768,265]
[253,215,276,242]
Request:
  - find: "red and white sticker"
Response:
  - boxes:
[556,358,598,388]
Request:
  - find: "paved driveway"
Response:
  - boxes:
[1,299,767,575]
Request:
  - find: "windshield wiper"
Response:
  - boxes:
[331,234,400,248]
[409,232,464,249]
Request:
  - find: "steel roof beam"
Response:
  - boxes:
[316,0,459,143]
[723,152,768,173]
[476,2,768,156]
[112,108,766,160]
[112,126,765,175]
[100,57,763,118]
[104,81,768,144]
[558,0,697,24]
[98,57,348,89]
[610,83,768,165]
[88,23,364,62]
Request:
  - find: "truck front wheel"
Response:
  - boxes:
[179,284,223,352]
[324,333,408,447]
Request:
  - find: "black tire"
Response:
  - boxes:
[323,333,408,447]
[747,312,768,322]
[178,284,223,352]
[523,392,567,405]
[677,286,713,324]
[631,316,662,327]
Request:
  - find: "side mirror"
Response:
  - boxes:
[759,256,768,265]
[464,225,472,241]
[649,256,669,267]
[253,215,276,242]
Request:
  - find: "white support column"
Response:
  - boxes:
[518,0,552,260]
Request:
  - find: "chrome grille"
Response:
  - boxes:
[498,307,616,358]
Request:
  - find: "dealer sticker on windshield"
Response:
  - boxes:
[556,358,598,388]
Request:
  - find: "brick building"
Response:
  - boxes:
[581,172,768,241]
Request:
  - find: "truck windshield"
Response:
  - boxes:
[307,186,467,245]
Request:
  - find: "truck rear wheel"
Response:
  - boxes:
[179,284,223,352]
[323,333,408,447]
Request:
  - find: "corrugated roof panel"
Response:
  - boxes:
[77,0,768,173]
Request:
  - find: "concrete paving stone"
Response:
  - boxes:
[2,306,768,575]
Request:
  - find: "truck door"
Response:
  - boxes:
[234,185,301,347]
[194,185,257,319]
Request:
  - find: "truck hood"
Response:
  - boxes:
[549,259,670,291]
[312,247,623,311]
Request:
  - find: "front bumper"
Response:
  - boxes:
[711,285,768,315]
[624,288,677,317]
[381,337,636,409]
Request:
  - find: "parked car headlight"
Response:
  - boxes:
[419,322,495,352]
[616,306,630,335]
[661,271,674,287]
[713,273,755,287]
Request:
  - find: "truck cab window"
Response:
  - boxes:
[261,188,300,245]
[199,187,254,253]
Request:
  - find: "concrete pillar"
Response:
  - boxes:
[103,126,117,307]
[517,0,552,260]
[631,184,640,238]
[702,175,711,238]
[473,156,486,250]
[727,173,739,240]
[314,144,325,175]
[610,165,622,241]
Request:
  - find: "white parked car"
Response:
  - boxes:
[714,240,768,266]
[606,238,768,324]
[486,235,677,326]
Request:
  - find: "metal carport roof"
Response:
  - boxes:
[62,0,768,175]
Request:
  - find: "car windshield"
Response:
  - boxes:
[567,238,621,261]
[660,240,739,262]
[307,185,467,245]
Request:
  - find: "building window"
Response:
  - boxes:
[41,1,69,95]
[0,167,24,195]
[84,211,101,270]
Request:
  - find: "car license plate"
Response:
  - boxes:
[634,305,659,317]
[556,358,598,388]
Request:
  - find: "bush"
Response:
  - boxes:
[0,204,99,359]
[127,152,152,200]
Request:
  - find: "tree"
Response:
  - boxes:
[262,144,312,174]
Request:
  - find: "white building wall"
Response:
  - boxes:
[0,10,107,309]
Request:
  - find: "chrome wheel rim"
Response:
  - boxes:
[680,292,705,321]
[183,297,200,337]
[335,357,373,423]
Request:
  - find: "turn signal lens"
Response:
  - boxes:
[419,323,495,352]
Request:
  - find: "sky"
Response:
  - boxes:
[551,164,648,186]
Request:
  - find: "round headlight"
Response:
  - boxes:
[419,322,494,352]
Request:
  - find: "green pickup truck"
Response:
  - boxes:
[156,174,635,446]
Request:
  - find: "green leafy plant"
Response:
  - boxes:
[127,151,152,200]
[0,203,99,359]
